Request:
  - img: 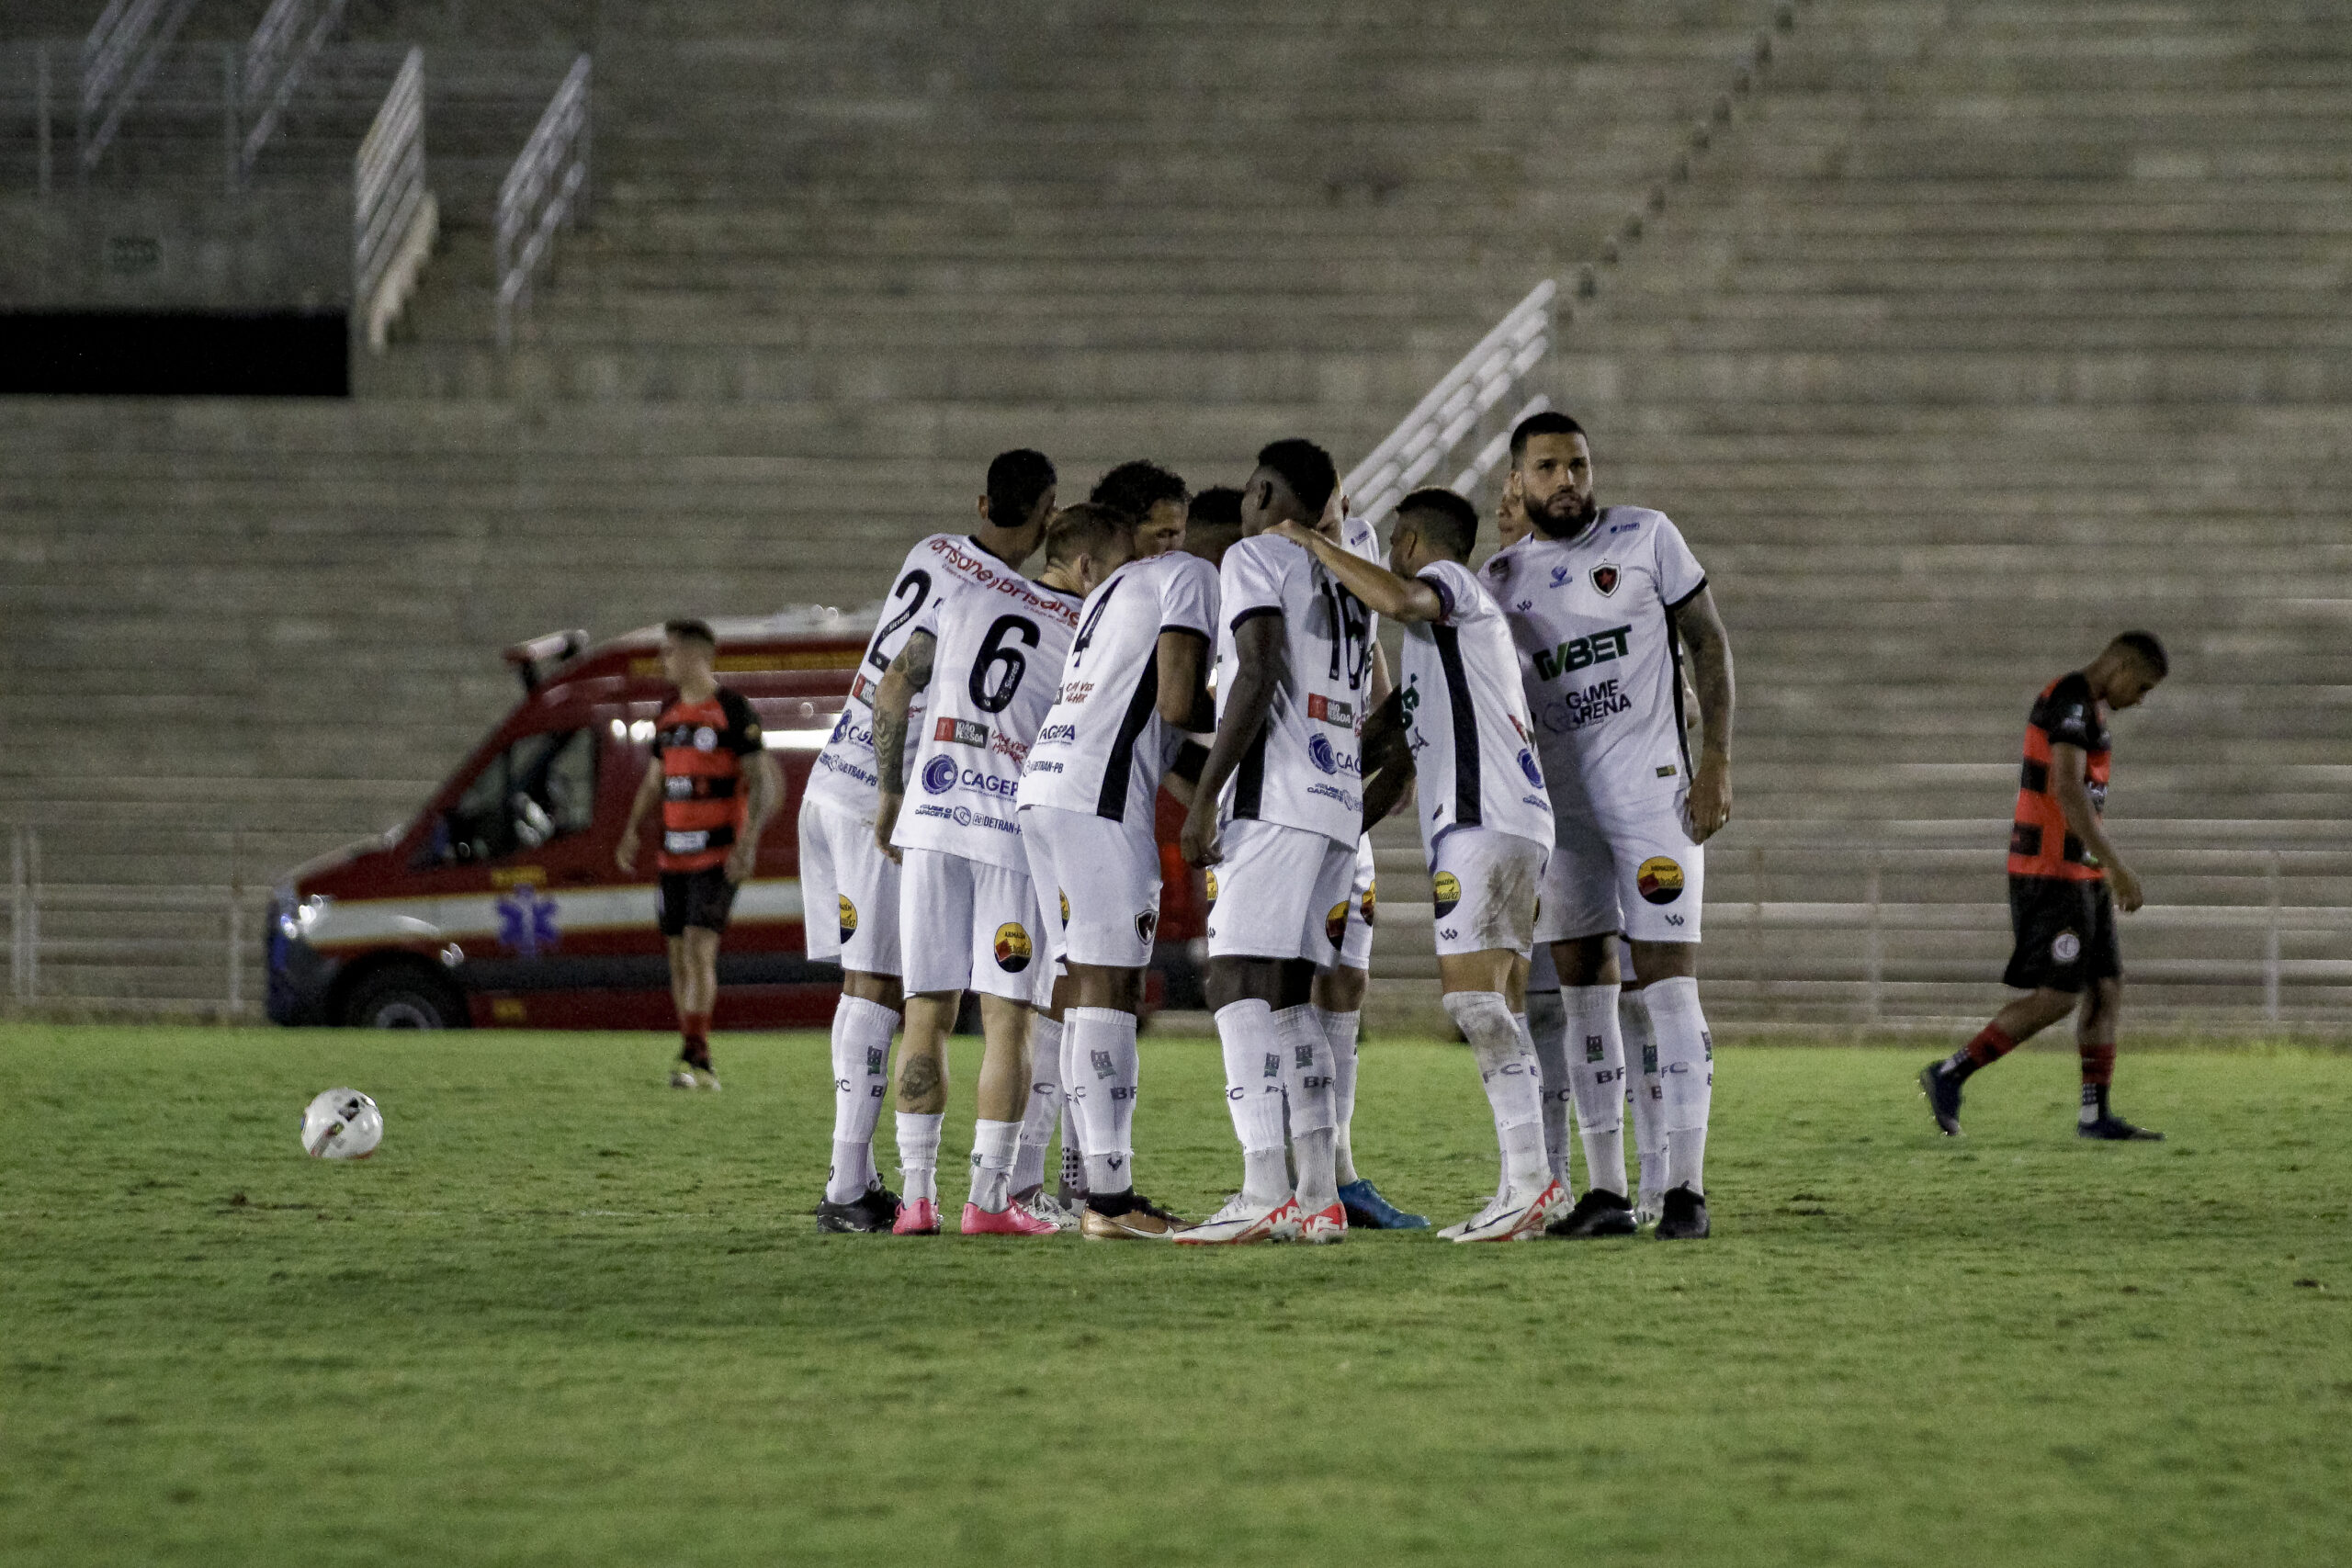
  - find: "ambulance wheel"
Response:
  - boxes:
[342,964,464,1030]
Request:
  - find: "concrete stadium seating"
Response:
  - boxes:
[3,0,2345,1021]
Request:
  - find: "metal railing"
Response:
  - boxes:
[8,829,262,1019]
[355,47,435,353]
[494,52,591,350]
[1340,279,1555,526]
[237,0,348,183]
[1341,7,1798,524]
[77,0,201,180]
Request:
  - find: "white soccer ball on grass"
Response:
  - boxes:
[301,1089,383,1159]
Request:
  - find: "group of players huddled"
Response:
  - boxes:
[619,407,2174,1245]
[778,412,1736,1244]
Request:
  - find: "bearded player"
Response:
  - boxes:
[1272,488,1563,1240]
[871,505,1127,1235]
[1921,633,2169,1141]
[1177,438,1375,1246]
[800,450,1056,1233]
[1015,499,1219,1240]
[1484,410,1736,1241]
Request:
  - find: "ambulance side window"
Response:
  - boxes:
[435,728,596,864]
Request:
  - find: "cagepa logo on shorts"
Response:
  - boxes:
[2052,931,2082,962]
[1204,870,1218,905]
[993,921,1033,973]
[1306,733,1340,775]
[1325,901,1350,946]
[1636,856,1684,906]
[922,756,957,794]
[838,896,858,943]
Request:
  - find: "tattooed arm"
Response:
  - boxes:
[870,629,936,863]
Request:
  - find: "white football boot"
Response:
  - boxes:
[1448,1179,1566,1243]
[1174,1193,1302,1246]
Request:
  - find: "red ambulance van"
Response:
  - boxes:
[266,615,1206,1029]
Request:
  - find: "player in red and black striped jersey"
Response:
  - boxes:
[1922,632,2168,1140]
[617,619,782,1089]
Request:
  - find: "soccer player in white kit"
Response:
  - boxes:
[1494,477,1673,1229]
[1016,501,1219,1240]
[1270,487,1566,1240]
[800,449,1056,1234]
[1177,438,1375,1246]
[869,506,1125,1235]
[1482,410,1736,1240]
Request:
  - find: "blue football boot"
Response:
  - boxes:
[1336,1178,1430,1230]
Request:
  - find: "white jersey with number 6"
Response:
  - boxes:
[1215,533,1374,847]
[1398,558,1555,853]
[1017,550,1218,829]
[892,567,1082,872]
[1480,506,1707,822]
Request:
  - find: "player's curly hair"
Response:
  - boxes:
[1090,459,1189,524]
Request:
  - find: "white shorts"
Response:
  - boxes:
[1019,804,1161,971]
[1328,833,1377,973]
[797,795,902,976]
[1205,818,1358,964]
[898,847,1049,1005]
[1430,827,1548,957]
[1535,796,1704,945]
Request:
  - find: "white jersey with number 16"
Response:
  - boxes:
[1214,533,1374,847]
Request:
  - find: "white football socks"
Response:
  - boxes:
[1066,1007,1140,1196]
[1644,976,1714,1195]
[894,1111,944,1204]
[1317,1006,1363,1186]
[1620,987,1667,1205]
[1278,1004,1339,1211]
[967,1118,1021,1213]
[1522,988,1571,1184]
[1012,1015,1063,1195]
[1563,984,1629,1198]
[1216,999,1291,1204]
[826,995,898,1203]
[1445,990,1547,1196]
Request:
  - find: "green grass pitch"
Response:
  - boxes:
[2,1023,2347,1567]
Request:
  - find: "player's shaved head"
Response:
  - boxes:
[1243,438,1337,533]
[662,617,717,649]
[2109,630,2169,680]
[1185,485,1244,568]
[1396,488,1479,562]
[1045,502,1135,570]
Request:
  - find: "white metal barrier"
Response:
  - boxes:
[494,52,591,350]
[1341,280,1554,527]
[237,0,347,183]
[76,0,201,179]
[355,47,435,354]
[8,829,260,1017]
[1341,11,1798,525]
